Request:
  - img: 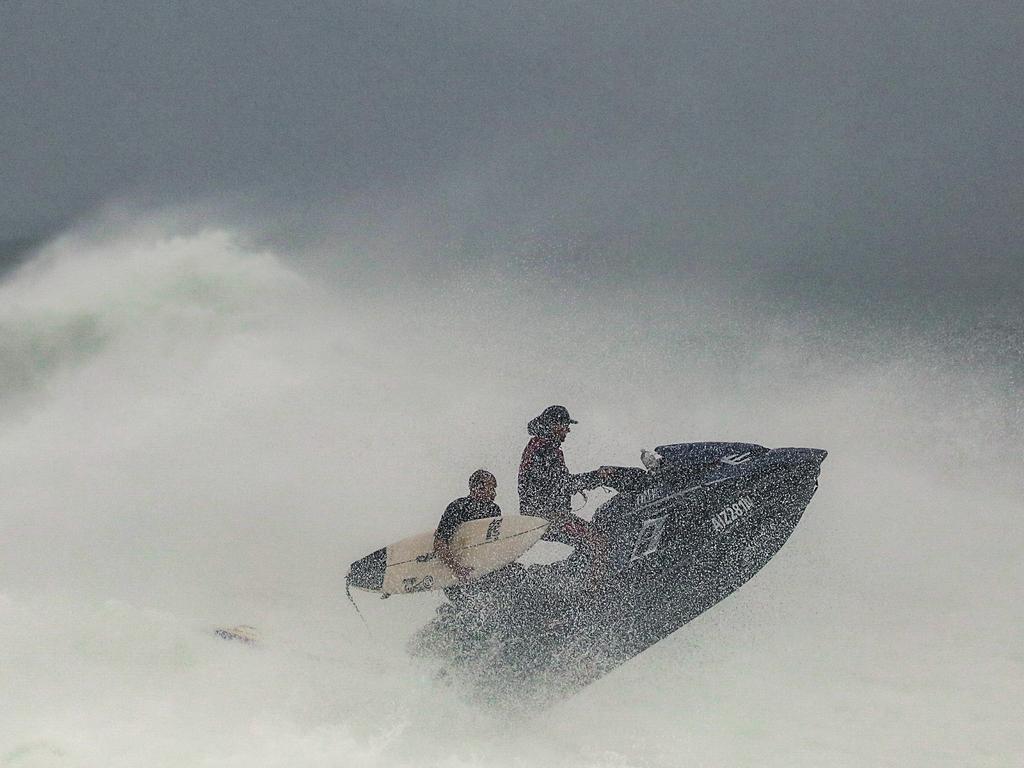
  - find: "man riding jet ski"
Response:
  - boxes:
[410,437,827,706]
[518,405,613,557]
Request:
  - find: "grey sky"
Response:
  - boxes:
[3,1,1022,315]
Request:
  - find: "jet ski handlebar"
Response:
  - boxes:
[593,465,649,493]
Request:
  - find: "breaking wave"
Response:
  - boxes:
[0,215,1020,767]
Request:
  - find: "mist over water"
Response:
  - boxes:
[4,1,1021,763]
[1,215,1021,767]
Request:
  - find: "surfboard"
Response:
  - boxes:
[346,515,549,595]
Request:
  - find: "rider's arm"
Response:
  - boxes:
[568,464,618,495]
[433,534,472,580]
[433,501,473,581]
[568,470,604,493]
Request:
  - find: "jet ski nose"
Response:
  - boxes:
[780,447,827,474]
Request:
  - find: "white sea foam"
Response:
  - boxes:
[0,215,1020,767]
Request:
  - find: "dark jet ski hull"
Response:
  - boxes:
[408,442,826,707]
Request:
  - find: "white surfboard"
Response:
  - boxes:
[346,515,549,595]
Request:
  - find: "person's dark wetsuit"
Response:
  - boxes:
[435,495,501,544]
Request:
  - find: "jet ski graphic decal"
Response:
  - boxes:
[630,515,668,561]
[721,451,753,465]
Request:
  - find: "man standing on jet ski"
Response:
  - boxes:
[518,405,610,556]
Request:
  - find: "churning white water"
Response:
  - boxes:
[1,217,1020,767]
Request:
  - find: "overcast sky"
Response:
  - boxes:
[3,1,1022,320]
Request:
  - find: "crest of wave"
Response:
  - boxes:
[0,218,616,768]
[2,213,1022,767]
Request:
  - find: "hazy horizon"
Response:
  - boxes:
[2,3,1021,766]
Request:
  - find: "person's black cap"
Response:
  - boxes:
[538,405,578,425]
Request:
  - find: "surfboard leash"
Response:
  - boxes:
[344,574,376,640]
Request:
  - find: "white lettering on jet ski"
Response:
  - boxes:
[711,495,755,533]
[635,487,661,508]
[630,515,668,562]
[721,452,752,465]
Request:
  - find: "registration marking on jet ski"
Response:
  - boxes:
[711,495,755,533]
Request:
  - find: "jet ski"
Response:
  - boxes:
[408,441,827,706]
